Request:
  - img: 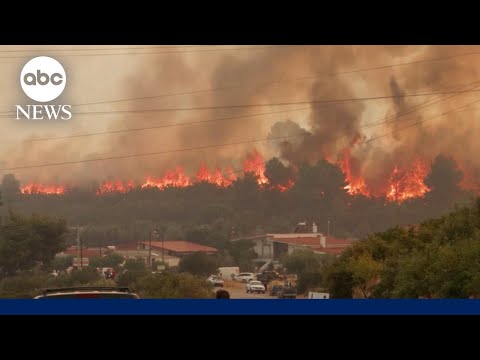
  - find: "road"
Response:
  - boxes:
[225,284,272,299]
[214,280,300,299]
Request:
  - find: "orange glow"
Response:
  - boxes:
[21,183,66,195]
[274,179,294,192]
[386,159,430,203]
[141,167,192,190]
[96,180,135,195]
[18,151,446,202]
[243,149,268,185]
[338,148,370,196]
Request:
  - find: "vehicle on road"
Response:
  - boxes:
[277,286,297,299]
[34,287,140,299]
[246,280,266,294]
[217,266,240,280]
[257,271,282,283]
[207,275,225,287]
[307,291,330,299]
[234,272,256,283]
[269,284,283,297]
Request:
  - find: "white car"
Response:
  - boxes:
[234,272,256,283]
[246,281,266,294]
[207,275,224,287]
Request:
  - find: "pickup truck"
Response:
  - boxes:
[277,286,297,299]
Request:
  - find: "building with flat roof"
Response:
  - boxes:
[139,240,218,257]
[232,222,357,260]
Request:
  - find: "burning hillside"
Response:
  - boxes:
[7,46,480,205]
[20,149,472,203]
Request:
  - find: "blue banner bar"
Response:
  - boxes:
[0,299,479,315]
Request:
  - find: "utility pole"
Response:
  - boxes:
[100,229,105,257]
[148,227,152,269]
[77,225,83,269]
[161,230,165,263]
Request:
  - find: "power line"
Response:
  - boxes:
[221,95,480,178]
[0,134,304,171]
[26,79,480,142]
[0,45,301,59]
[5,87,480,117]
[0,46,223,53]
[365,98,480,144]
[352,80,480,133]
[0,50,477,115]
[39,50,480,109]
[3,95,478,172]
[26,107,310,142]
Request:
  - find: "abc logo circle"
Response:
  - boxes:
[20,56,66,103]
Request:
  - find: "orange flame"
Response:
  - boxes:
[243,149,268,185]
[338,148,370,196]
[196,163,236,187]
[96,180,135,195]
[142,167,192,190]
[21,183,66,195]
[386,159,430,202]
[19,151,441,202]
[275,179,294,192]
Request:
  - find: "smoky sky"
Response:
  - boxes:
[3,45,480,192]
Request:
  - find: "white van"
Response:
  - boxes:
[307,292,330,299]
[217,267,240,280]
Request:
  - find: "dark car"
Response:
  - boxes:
[269,285,283,296]
[34,287,140,299]
[277,286,297,299]
[257,271,282,283]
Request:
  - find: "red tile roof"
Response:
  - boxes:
[271,237,323,246]
[269,235,355,247]
[325,236,355,246]
[115,242,140,250]
[310,247,346,255]
[140,240,218,254]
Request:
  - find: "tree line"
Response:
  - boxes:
[0,154,474,251]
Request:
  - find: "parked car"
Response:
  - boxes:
[234,272,255,283]
[269,284,283,297]
[34,287,140,299]
[246,281,266,294]
[257,270,282,283]
[207,275,224,287]
[277,286,297,299]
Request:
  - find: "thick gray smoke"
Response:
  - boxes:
[3,45,480,193]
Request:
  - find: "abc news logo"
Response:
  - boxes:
[16,56,72,120]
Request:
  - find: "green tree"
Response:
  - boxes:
[282,249,335,294]
[0,272,51,298]
[226,240,257,271]
[186,225,228,249]
[49,255,74,271]
[178,252,217,276]
[231,172,263,211]
[283,249,323,274]
[0,213,68,275]
[89,253,124,269]
[265,157,292,187]
[134,272,214,298]
[123,258,147,272]
[116,269,149,288]
[346,253,383,298]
